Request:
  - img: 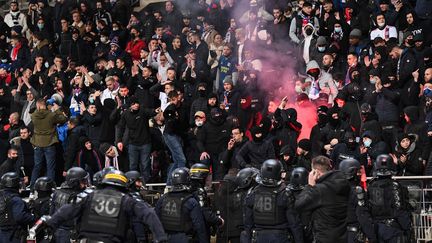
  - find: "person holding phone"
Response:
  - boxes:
[295,156,350,243]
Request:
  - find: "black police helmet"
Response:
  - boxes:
[171,167,191,186]
[65,167,89,188]
[92,171,103,187]
[339,158,361,180]
[0,172,20,189]
[102,170,128,188]
[34,177,56,192]
[102,166,117,176]
[190,163,210,180]
[290,167,308,187]
[236,167,260,189]
[125,170,144,187]
[260,159,282,186]
[375,154,393,176]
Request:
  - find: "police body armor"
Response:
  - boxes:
[253,185,286,226]
[53,188,78,211]
[195,187,209,208]
[80,189,127,238]
[160,193,193,233]
[30,197,51,219]
[0,192,14,227]
[368,178,404,220]
[228,189,246,231]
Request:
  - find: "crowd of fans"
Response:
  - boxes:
[0,0,431,190]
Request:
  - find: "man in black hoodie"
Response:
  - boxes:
[236,126,275,169]
[404,106,429,162]
[197,107,231,180]
[219,127,248,171]
[295,156,351,243]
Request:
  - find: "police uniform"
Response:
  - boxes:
[357,177,411,243]
[50,185,83,242]
[0,188,35,243]
[46,174,167,243]
[155,190,209,243]
[243,182,303,243]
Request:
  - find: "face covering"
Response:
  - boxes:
[329,117,340,127]
[295,85,303,94]
[407,39,414,46]
[347,141,357,149]
[377,22,385,28]
[334,27,342,33]
[100,37,108,43]
[195,120,204,127]
[113,27,119,31]
[318,114,328,125]
[1,59,7,63]
[252,133,264,142]
[198,90,206,97]
[363,138,372,147]
[424,88,432,97]
[370,78,376,84]
[318,46,326,52]
[305,28,313,36]
[352,75,360,83]
[37,23,44,29]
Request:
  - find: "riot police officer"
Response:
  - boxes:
[50,167,89,243]
[243,159,303,243]
[126,170,150,243]
[29,177,56,219]
[189,163,224,239]
[155,167,209,243]
[0,172,35,243]
[339,158,374,243]
[44,170,168,242]
[286,167,312,243]
[92,170,104,189]
[357,154,412,243]
[218,167,259,243]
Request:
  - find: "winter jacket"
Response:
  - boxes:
[236,140,276,169]
[117,107,156,146]
[196,119,231,154]
[295,170,350,243]
[30,109,67,147]
[394,141,424,176]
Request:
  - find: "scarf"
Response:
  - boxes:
[105,146,119,169]
[10,42,22,61]
[303,35,313,63]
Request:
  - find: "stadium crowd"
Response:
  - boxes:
[0,0,431,242]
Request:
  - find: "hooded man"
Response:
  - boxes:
[370,14,398,42]
[306,60,338,105]
[289,1,319,44]
[236,126,276,169]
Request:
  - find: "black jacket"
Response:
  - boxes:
[236,140,276,169]
[117,107,155,146]
[295,170,351,243]
[196,119,231,154]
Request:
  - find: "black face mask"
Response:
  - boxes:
[318,114,328,125]
[131,108,139,114]
[9,157,17,163]
[198,90,206,97]
[252,134,264,142]
[305,28,313,36]
[352,75,360,83]
[329,117,340,127]
[347,141,357,149]
[211,115,224,124]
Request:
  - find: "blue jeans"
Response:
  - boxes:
[128,143,152,182]
[163,133,186,185]
[30,145,56,188]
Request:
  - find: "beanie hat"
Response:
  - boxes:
[349,29,362,38]
[298,139,311,151]
[223,75,234,86]
[99,143,112,155]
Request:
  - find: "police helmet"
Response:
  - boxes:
[190,163,210,180]
[0,172,20,189]
[65,167,89,188]
[171,167,191,186]
[235,167,260,189]
[339,158,361,180]
[102,170,128,188]
[92,171,103,187]
[102,166,117,176]
[289,167,308,189]
[375,154,393,176]
[260,159,282,186]
[125,170,145,187]
[34,177,56,192]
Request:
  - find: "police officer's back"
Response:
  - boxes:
[0,172,35,243]
[357,154,412,243]
[287,167,313,243]
[126,170,150,243]
[50,167,89,243]
[219,167,259,243]
[45,170,168,242]
[155,167,209,243]
[243,159,303,243]
[29,177,56,219]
